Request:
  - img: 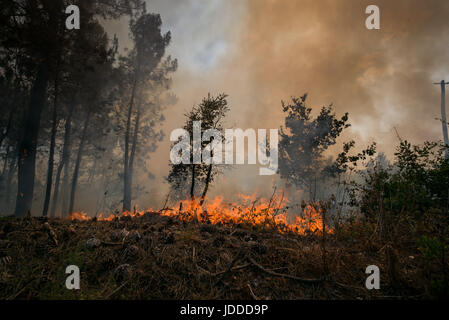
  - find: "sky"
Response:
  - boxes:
[105,0,449,206]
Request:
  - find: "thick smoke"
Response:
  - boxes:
[111,0,449,206]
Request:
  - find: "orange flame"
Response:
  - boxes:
[68,193,332,235]
[68,211,90,221]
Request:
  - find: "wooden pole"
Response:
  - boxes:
[434,80,449,159]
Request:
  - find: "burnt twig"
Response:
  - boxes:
[248,257,323,284]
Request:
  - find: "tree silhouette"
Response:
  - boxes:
[278,94,350,200]
[168,93,229,203]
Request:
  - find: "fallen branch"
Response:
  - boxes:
[215,263,251,276]
[195,262,251,277]
[247,283,259,300]
[214,249,246,286]
[7,280,34,300]
[101,241,123,246]
[332,280,365,291]
[104,280,129,299]
[248,257,323,284]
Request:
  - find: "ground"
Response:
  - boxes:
[0,213,427,299]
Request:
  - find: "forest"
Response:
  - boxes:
[0,0,177,217]
[0,0,449,300]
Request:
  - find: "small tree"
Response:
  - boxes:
[278,94,350,200]
[167,93,229,204]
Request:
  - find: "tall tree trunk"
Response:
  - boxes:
[0,109,13,151]
[440,81,449,159]
[51,105,74,218]
[1,145,11,179]
[124,103,141,211]
[51,160,64,218]
[4,156,17,214]
[87,156,98,184]
[61,121,75,216]
[61,158,71,215]
[68,110,91,215]
[0,145,11,208]
[42,75,59,216]
[15,61,49,217]
[123,76,138,212]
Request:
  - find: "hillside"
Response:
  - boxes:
[0,212,426,299]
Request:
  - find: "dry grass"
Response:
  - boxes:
[0,212,428,300]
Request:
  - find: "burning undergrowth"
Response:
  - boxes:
[0,197,428,299]
[69,193,330,236]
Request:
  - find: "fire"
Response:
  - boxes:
[68,211,90,221]
[68,193,332,235]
